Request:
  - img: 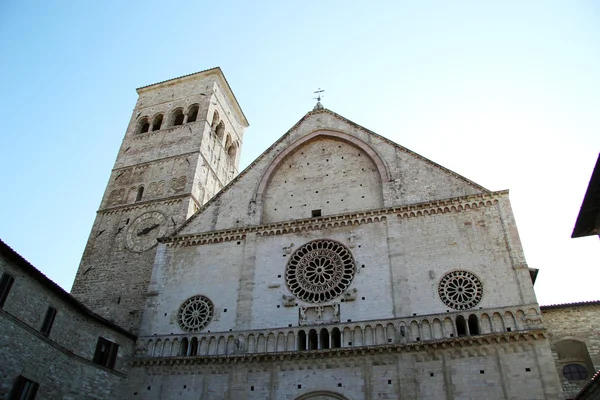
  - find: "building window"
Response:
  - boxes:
[172,109,184,126]
[40,306,57,337]
[135,186,144,202]
[187,105,199,123]
[10,375,39,400]
[0,272,15,308]
[93,337,119,369]
[152,114,163,131]
[563,364,588,381]
[138,117,150,134]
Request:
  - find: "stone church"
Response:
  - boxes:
[1,68,598,399]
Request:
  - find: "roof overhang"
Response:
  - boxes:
[572,154,600,238]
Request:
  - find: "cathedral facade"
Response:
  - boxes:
[3,68,597,399]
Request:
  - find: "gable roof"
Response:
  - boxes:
[173,107,491,236]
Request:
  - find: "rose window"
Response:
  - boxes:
[178,295,214,332]
[438,270,483,310]
[285,239,355,303]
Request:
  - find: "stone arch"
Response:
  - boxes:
[151,113,163,131]
[187,104,199,123]
[172,108,184,126]
[294,391,352,400]
[256,129,389,201]
[257,131,388,224]
[138,116,150,134]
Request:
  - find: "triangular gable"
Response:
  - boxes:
[174,108,491,236]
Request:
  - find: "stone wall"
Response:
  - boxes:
[123,334,561,399]
[71,68,248,332]
[0,241,136,399]
[542,302,600,398]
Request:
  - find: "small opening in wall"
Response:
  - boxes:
[295,303,298,306]
[326,201,329,203]
[224,309,227,312]
[164,313,167,316]
[388,338,392,343]
[362,297,365,300]
[291,194,293,197]
[134,393,137,396]
[312,209,322,218]
[340,299,344,302]
[362,196,365,198]
[251,386,254,391]
[387,380,392,385]
[348,342,352,345]
[283,254,287,257]
[277,305,280,308]
[480,370,485,374]
[183,385,186,389]
[338,383,342,387]
[341,199,344,201]
[307,163,309,165]
[347,319,352,322]
[117,297,121,304]
[315,190,319,193]
[430,373,434,377]
[526,368,531,372]
[450,334,454,337]
[362,265,365,268]
[148,386,151,390]
[416,337,420,341]
[360,184,362,186]
[413,313,417,316]
[298,384,302,389]
[229,329,232,331]
[126,218,130,224]
[278,275,281,278]
[358,245,361,248]
[506,327,512,332]
[341,157,344,159]
[289,324,292,327]
[237,241,241,245]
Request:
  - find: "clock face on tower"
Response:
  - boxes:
[125,211,168,252]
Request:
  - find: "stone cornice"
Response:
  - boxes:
[98,195,187,215]
[131,329,546,367]
[112,150,199,173]
[161,191,508,248]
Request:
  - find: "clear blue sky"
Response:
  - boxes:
[1,1,598,305]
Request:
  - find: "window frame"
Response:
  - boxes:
[10,375,39,400]
[40,306,57,337]
[93,337,119,369]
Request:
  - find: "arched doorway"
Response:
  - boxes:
[294,390,352,400]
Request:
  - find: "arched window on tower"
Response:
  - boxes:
[228,143,237,159]
[135,186,144,202]
[172,109,184,126]
[187,105,199,123]
[138,117,150,134]
[468,314,480,335]
[152,114,163,131]
[216,122,225,141]
[211,111,220,130]
[456,315,467,337]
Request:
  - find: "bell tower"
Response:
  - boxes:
[71,68,248,332]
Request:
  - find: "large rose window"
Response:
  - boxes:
[285,239,355,303]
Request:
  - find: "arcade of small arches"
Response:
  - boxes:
[135,106,239,160]
[138,306,542,358]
